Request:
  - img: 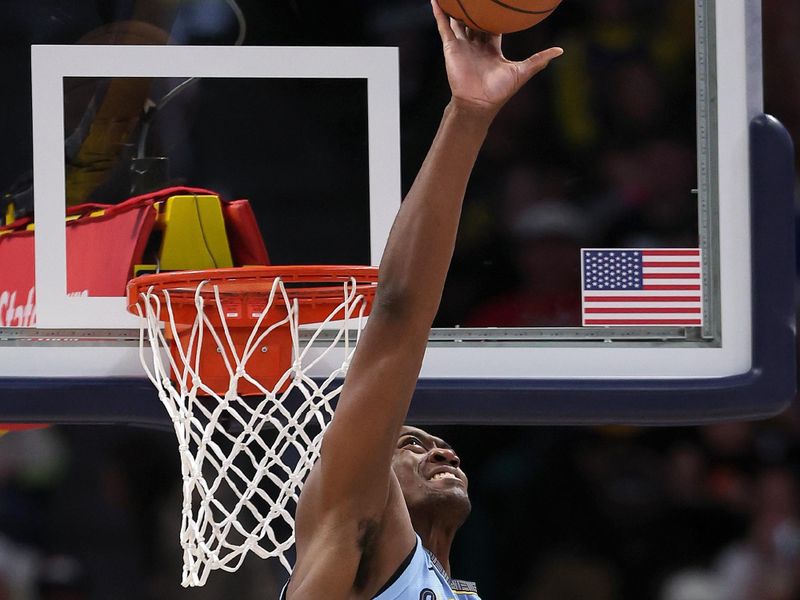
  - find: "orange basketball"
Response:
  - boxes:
[438,0,562,35]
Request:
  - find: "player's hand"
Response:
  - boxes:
[431,0,563,119]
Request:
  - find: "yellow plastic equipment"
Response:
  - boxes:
[156,194,234,270]
[134,194,234,275]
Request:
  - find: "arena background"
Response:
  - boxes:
[0,1,799,598]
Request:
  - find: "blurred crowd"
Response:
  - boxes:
[444,409,800,599]
[1,0,799,598]
[1,405,800,600]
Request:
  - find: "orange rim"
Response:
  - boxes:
[127,265,379,325]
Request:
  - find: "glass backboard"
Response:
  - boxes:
[0,0,794,426]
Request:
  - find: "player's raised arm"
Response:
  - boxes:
[326,3,562,487]
[287,2,562,596]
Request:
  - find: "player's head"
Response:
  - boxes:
[391,425,471,530]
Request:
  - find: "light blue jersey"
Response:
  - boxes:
[279,536,480,600]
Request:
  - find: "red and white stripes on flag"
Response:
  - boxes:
[581,248,703,326]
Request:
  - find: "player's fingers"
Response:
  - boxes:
[474,30,492,45]
[450,17,468,40]
[489,32,503,53]
[431,0,456,44]
[518,47,564,81]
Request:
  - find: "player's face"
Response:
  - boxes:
[391,426,470,514]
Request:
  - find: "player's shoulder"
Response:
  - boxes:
[280,533,482,600]
[449,579,482,599]
[373,536,482,600]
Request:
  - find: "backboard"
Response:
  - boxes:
[0,0,794,426]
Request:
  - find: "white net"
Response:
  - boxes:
[133,275,370,587]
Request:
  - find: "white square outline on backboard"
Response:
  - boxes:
[30,45,401,329]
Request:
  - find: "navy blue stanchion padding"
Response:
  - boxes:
[0,377,166,428]
[0,115,795,427]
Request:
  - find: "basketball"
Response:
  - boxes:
[438,0,562,35]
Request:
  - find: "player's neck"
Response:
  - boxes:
[408,491,470,574]
[410,517,458,575]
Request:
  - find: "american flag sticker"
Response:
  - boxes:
[581,249,703,326]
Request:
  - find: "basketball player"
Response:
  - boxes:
[282,2,562,598]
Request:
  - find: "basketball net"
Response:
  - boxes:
[133,274,371,587]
